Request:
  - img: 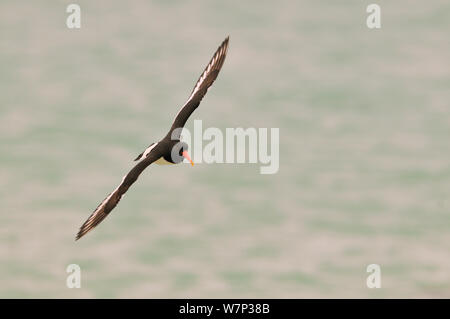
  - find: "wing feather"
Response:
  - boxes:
[75,146,162,240]
[168,36,229,138]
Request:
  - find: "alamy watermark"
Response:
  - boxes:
[366,4,381,29]
[366,264,381,288]
[66,264,81,288]
[66,4,81,29]
[172,120,279,174]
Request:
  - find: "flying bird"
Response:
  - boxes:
[76,37,229,240]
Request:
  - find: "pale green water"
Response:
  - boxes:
[0,0,449,298]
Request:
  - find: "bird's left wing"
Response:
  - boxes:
[168,36,229,139]
[75,146,162,240]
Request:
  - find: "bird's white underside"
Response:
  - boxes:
[154,157,174,165]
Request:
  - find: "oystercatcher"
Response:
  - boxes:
[76,37,229,240]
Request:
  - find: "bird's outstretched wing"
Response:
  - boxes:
[168,36,229,139]
[75,146,162,240]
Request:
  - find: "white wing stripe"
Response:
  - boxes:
[141,142,158,159]
[85,176,125,226]
[172,38,228,123]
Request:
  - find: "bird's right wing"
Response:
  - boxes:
[75,145,162,240]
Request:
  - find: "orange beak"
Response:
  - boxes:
[182,151,194,166]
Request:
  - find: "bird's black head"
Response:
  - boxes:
[168,141,194,165]
[176,142,189,160]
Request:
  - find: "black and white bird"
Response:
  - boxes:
[76,37,229,240]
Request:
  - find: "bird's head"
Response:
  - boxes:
[170,141,194,165]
